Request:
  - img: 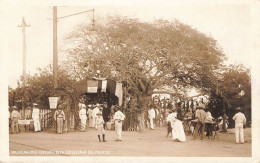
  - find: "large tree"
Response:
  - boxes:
[61,16,226,110]
[208,64,251,127]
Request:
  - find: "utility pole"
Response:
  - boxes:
[18,17,30,119]
[18,17,30,86]
[53,6,58,89]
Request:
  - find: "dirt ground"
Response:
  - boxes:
[8,126,252,157]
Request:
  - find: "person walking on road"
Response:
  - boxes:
[92,104,100,129]
[96,112,107,142]
[54,104,66,134]
[32,103,41,132]
[11,106,21,134]
[113,106,125,141]
[79,104,87,131]
[87,105,94,128]
[193,104,207,140]
[233,107,246,144]
[148,105,156,130]
[171,112,186,142]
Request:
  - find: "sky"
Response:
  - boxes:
[2,2,254,88]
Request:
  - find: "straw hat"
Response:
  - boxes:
[12,106,18,110]
[197,104,206,109]
[235,107,242,111]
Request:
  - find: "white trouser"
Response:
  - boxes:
[89,118,94,127]
[149,118,154,129]
[97,124,105,135]
[33,117,41,131]
[235,122,244,143]
[115,120,123,140]
[80,118,87,130]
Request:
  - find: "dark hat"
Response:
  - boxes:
[235,107,242,111]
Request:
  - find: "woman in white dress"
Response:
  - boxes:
[171,112,186,142]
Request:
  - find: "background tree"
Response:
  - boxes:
[208,64,251,127]
[61,16,226,110]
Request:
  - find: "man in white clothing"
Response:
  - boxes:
[113,106,125,141]
[92,104,101,129]
[79,104,87,131]
[148,106,156,130]
[87,105,94,128]
[32,103,41,132]
[233,107,246,144]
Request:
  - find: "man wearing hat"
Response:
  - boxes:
[11,106,21,134]
[233,107,246,144]
[32,103,41,132]
[113,105,125,141]
[193,104,207,140]
[92,104,100,129]
[54,104,66,134]
[96,111,107,142]
[148,105,156,130]
[87,105,94,128]
[79,104,87,131]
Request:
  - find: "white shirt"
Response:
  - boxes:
[92,107,100,119]
[206,111,213,122]
[32,108,40,119]
[87,109,93,118]
[166,113,174,122]
[148,109,155,119]
[113,110,125,121]
[11,110,21,119]
[233,112,246,124]
[79,108,87,119]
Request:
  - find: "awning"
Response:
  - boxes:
[75,78,123,106]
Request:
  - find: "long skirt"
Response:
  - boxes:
[172,120,186,142]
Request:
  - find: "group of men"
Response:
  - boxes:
[78,102,126,141]
[9,103,41,134]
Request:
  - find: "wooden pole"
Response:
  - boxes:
[53,6,58,89]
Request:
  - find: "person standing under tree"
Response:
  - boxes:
[96,112,107,142]
[87,105,94,128]
[54,104,66,134]
[113,106,125,141]
[233,107,246,144]
[11,106,21,134]
[171,112,186,142]
[79,104,87,131]
[32,103,41,132]
[148,105,156,130]
[193,105,207,140]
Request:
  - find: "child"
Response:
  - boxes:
[233,107,246,144]
[96,112,107,142]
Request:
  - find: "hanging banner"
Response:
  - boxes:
[115,83,123,106]
[48,97,59,109]
[101,80,107,92]
[87,80,99,93]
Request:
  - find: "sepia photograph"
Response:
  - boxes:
[1,0,260,162]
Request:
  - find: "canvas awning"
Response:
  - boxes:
[75,78,123,106]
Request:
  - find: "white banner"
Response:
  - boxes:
[48,97,59,109]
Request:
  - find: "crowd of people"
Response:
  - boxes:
[9,100,247,144]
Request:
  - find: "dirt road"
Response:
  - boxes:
[9,127,251,157]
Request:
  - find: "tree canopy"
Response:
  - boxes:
[62,16,226,107]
